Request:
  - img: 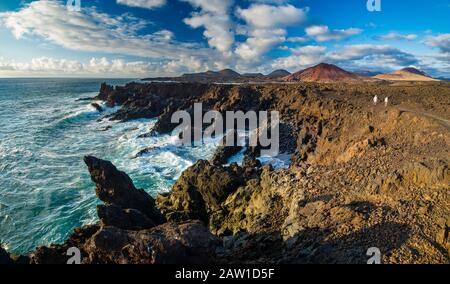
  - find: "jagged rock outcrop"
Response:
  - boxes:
[213,167,280,235]
[84,156,164,224]
[31,157,221,264]
[97,205,156,230]
[0,246,13,264]
[156,160,245,224]
[90,103,103,113]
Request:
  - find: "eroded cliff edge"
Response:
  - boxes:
[3,81,449,264]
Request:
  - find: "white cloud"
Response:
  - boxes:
[116,0,166,9]
[235,4,308,61]
[379,32,418,41]
[305,25,362,42]
[237,4,307,29]
[425,34,450,54]
[182,0,234,14]
[327,44,418,70]
[423,34,450,75]
[286,36,308,43]
[271,45,326,69]
[0,1,445,77]
[182,0,235,54]
[0,56,211,77]
[0,1,213,61]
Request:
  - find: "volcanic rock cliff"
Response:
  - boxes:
[3,80,449,264]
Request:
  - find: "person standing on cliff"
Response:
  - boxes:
[384,97,389,107]
[373,95,378,105]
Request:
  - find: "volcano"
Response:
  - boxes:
[374,67,439,82]
[282,63,362,82]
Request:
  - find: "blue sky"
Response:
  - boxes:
[0,0,449,77]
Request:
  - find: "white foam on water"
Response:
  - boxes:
[258,153,292,170]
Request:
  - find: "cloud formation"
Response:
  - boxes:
[379,32,418,41]
[0,56,210,77]
[425,34,450,54]
[272,44,418,72]
[0,1,212,60]
[305,25,362,42]
[182,0,235,54]
[0,0,446,77]
[116,0,166,9]
[236,4,308,61]
[272,45,326,69]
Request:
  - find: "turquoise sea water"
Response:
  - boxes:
[0,78,221,254]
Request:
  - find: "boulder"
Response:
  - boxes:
[156,160,245,223]
[84,221,220,264]
[31,224,100,264]
[90,103,104,113]
[97,204,157,230]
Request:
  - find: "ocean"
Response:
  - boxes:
[0,78,222,254]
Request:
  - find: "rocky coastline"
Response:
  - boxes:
[2,81,449,264]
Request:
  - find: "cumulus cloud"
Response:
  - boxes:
[237,4,307,29]
[236,4,308,61]
[0,1,213,61]
[182,0,235,54]
[116,0,166,9]
[305,25,362,42]
[378,32,418,41]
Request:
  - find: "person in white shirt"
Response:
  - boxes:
[384,97,389,107]
[373,95,378,105]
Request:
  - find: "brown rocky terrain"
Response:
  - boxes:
[2,80,449,264]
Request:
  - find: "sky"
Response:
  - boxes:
[0,0,449,78]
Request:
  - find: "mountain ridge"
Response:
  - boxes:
[374,67,439,81]
[282,63,363,82]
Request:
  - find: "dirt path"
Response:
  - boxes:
[397,106,450,131]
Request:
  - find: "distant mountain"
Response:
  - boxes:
[216,69,241,78]
[143,68,292,83]
[282,63,362,82]
[374,67,439,81]
[242,73,265,78]
[267,69,291,78]
[181,69,241,80]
